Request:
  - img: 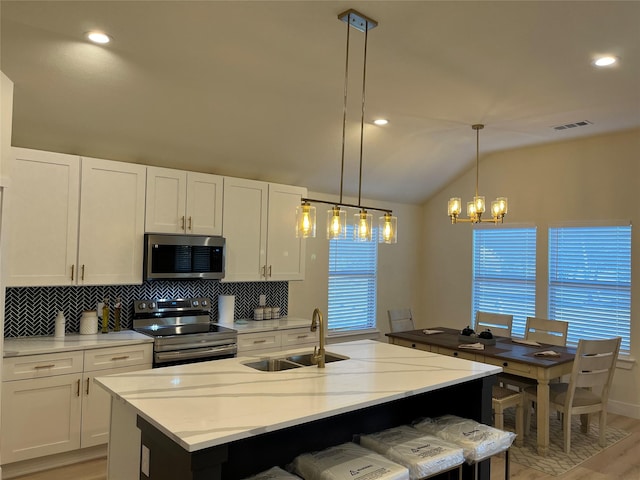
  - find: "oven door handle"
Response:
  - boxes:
[155,344,237,362]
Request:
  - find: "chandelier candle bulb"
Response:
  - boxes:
[327,206,347,239]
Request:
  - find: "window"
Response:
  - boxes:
[549,225,631,353]
[472,227,537,337]
[328,226,378,333]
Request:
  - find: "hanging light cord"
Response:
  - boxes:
[357,19,369,207]
[338,15,352,205]
[475,124,480,198]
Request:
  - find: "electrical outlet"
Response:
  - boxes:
[141,444,150,477]
[259,294,266,306]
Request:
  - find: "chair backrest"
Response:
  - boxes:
[566,337,621,408]
[475,311,513,337]
[525,317,569,346]
[388,308,415,332]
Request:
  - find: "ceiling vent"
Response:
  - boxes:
[552,120,593,131]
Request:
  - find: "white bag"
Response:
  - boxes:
[242,466,301,479]
[290,442,409,480]
[413,415,516,463]
[359,425,464,480]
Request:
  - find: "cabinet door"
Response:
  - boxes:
[186,172,223,235]
[6,148,80,286]
[145,166,187,233]
[222,177,268,282]
[281,327,317,349]
[1,373,82,463]
[78,157,146,285]
[81,364,151,448]
[266,183,306,281]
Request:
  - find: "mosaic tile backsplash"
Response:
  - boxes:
[4,280,288,337]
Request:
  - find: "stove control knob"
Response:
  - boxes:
[201,300,208,307]
[192,300,199,307]
[149,302,156,309]
[139,302,147,310]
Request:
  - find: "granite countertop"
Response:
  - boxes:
[229,317,311,333]
[3,330,154,357]
[95,339,501,453]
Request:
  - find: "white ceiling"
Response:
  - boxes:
[2,1,639,205]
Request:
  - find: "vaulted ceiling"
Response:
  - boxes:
[2,1,639,204]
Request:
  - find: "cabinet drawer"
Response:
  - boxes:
[483,357,535,377]
[84,344,152,372]
[238,332,280,352]
[435,347,477,361]
[391,339,432,352]
[281,328,318,348]
[3,351,83,381]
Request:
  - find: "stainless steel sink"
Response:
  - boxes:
[243,358,302,372]
[285,352,349,366]
[243,351,349,371]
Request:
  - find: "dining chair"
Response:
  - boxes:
[492,385,524,447]
[475,311,513,338]
[501,317,570,392]
[387,308,415,332]
[525,316,569,346]
[523,336,621,454]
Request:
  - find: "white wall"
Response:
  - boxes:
[420,128,640,418]
[287,192,423,341]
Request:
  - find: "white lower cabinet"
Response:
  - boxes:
[237,327,318,356]
[1,344,152,464]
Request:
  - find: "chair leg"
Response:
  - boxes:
[495,407,504,431]
[563,410,572,454]
[515,403,524,447]
[524,399,531,435]
[599,410,607,447]
[580,413,590,434]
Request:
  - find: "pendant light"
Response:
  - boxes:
[295,9,397,244]
[448,124,508,224]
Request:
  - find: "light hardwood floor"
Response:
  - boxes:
[10,414,640,480]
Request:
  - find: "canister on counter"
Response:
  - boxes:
[263,307,272,320]
[253,307,264,321]
[271,307,281,319]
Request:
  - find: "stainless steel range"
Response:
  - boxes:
[133,297,237,367]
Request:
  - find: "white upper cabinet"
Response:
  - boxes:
[6,148,146,287]
[222,177,306,282]
[78,157,146,285]
[6,148,80,286]
[145,166,223,235]
[266,183,306,281]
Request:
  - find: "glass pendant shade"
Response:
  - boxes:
[327,206,347,239]
[379,213,397,244]
[448,197,462,217]
[354,210,373,242]
[473,196,486,214]
[491,197,508,218]
[295,202,316,238]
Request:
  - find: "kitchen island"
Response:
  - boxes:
[95,340,501,480]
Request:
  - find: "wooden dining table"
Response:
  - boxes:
[386,327,577,456]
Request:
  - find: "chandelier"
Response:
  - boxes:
[447,124,508,224]
[296,9,397,244]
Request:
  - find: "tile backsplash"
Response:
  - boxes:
[4,280,288,337]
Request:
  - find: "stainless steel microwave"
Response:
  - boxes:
[143,234,225,281]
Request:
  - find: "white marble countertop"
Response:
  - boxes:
[3,330,154,357]
[95,340,501,453]
[229,317,311,333]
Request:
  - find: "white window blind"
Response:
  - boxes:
[328,226,378,333]
[472,227,537,337]
[548,225,631,353]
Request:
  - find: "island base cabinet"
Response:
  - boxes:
[1,373,83,463]
[133,376,494,480]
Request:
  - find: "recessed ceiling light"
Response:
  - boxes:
[373,119,388,126]
[593,56,618,67]
[86,31,111,44]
